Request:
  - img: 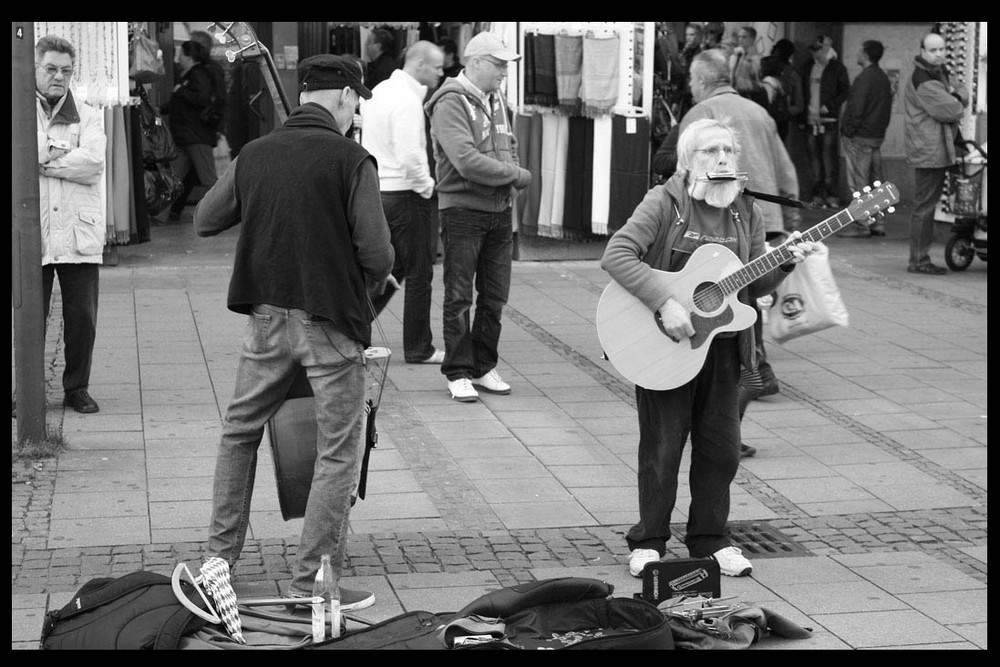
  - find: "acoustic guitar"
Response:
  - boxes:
[595,182,899,390]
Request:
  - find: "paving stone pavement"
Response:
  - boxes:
[12,206,987,650]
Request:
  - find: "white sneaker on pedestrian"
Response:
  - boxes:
[471,369,511,395]
[628,548,662,578]
[448,378,479,402]
[712,546,753,577]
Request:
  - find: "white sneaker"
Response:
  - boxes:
[448,378,479,402]
[628,548,662,578]
[471,369,511,395]
[712,546,753,577]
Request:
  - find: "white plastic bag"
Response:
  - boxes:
[768,242,848,344]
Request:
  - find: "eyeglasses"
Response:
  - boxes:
[694,146,735,158]
[480,57,508,71]
[39,65,74,78]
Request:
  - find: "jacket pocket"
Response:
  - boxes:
[73,210,105,255]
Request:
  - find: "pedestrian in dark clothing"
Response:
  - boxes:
[365,28,398,90]
[839,40,893,237]
[440,38,463,79]
[190,31,228,136]
[164,40,218,221]
[770,39,805,143]
[800,35,850,208]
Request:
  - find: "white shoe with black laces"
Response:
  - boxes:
[712,546,753,577]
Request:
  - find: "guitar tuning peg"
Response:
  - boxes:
[852,191,860,199]
[873,180,881,187]
[863,186,871,193]
[887,206,895,214]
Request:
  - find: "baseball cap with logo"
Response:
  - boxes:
[463,32,521,62]
[298,54,372,99]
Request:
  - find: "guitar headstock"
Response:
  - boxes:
[205,22,267,63]
[847,181,899,224]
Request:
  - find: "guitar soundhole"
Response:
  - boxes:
[693,282,724,313]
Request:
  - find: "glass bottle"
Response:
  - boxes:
[311,554,341,640]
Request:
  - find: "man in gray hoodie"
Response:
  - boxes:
[425,32,531,403]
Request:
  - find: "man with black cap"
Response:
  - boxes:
[425,32,532,403]
[194,54,394,611]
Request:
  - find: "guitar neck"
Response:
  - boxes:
[718,207,855,295]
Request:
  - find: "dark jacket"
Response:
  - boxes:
[799,56,850,123]
[165,62,217,146]
[366,53,397,90]
[194,103,394,346]
[842,64,892,139]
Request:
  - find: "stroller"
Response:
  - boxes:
[943,139,988,271]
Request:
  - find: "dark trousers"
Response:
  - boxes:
[169,143,217,215]
[439,207,513,381]
[627,338,741,558]
[370,191,437,362]
[909,167,948,266]
[42,263,99,393]
[805,122,839,199]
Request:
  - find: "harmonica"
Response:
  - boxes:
[699,171,748,182]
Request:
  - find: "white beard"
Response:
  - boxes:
[689,178,741,208]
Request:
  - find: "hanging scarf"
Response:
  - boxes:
[523,32,537,104]
[580,35,620,118]
[555,33,583,115]
[531,33,558,107]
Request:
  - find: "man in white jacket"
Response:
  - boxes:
[362,41,445,364]
[34,34,107,414]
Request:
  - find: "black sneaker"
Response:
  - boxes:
[64,389,99,414]
[740,443,757,458]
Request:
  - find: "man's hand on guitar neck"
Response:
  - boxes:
[657,297,695,343]
[779,230,820,269]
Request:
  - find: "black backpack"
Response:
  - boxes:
[40,570,208,650]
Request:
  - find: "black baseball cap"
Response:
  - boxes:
[298,54,372,99]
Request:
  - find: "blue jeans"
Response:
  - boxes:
[909,167,948,266]
[439,208,513,381]
[207,305,367,594]
[43,263,99,393]
[370,191,436,362]
[626,338,741,558]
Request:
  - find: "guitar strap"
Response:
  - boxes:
[742,187,828,211]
